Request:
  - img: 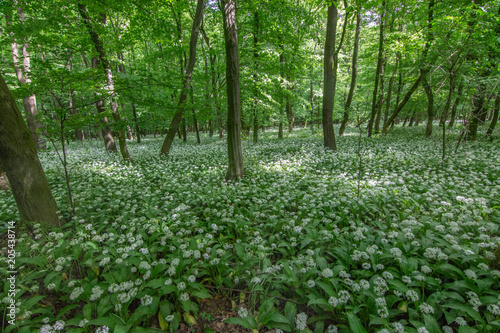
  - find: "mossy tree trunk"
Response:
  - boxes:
[0,73,61,226]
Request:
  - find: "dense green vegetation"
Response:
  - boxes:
[1,127,500,332]
[0,0,500,332]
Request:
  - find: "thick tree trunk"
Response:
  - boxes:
[78,5,131,163]
[160,0,205,155]
[222,0,244,180]
[0,74,61,226]
[368,1,385,137]
[339,9,361,136]
[486,93,499,136]
[322,2,338,151]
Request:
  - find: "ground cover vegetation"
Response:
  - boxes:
[0,0,500,332]
[1,128,500,332]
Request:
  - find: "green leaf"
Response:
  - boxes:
[88,316,117,329]
[20,295,45,309]
[307,298,330,308]
[347,312,367,333]
[226,317,254,330]
[115,324,132,333]
[258,299,276,321]
[260,312,291,326]
[146,278,165,289]
[191,288,212,299]
[442,303,485,325]
[317,281,336,296]
[369,314,389,326]
[423,314,442,333]
[436,263,465,279]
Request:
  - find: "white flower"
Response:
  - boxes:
[141,295,153,306]
[419,302,434,314]
[238,307,248,318]
[321,268,334,278]
[69,287,84,301]
[295,312,308,331]
[165,315,174,322]
[251,277,261,284]
[179,292,189,302]
[406,290,419,302]
[327,325,338,333]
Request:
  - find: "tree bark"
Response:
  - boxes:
[8,6,43,151]
[160,0,205,155]
[253,11,259,144]
[78,5,131,163]
[374,59,386,134]
[322,2,338,151]
[0,73,61,226]
[222,0,244,180]
[368,1,385,137]
[339,9,361,136]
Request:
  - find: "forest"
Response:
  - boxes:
[0,0,499,332]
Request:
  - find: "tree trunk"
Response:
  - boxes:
[449,83,463,128]
[160,0,205,155]
[79,6,125,156]
[8,6,43,151]
[486,93,499,136]
[222,0,244,180]
[422,72,434,137]
[191,89,201,144]
[80,7,132,163]
[374,59,386,134]
[339,9,361,136]
[468,83,486,141]
[253,11,259,144]
[0,73,61,226]
[368,1,385,138]
[322,2,338,151]
[383,73,395,129]
[382,70,425,134]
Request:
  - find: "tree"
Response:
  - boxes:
[78,4,132,163]
[322,1,338,151]
[222,0,244,180]
[0,73,61,226]
[159,0,205,156]
[7,3,43,150]
[339,7,361,136]
[367,1,386,137]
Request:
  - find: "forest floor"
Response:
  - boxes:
[1,126,500,333]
